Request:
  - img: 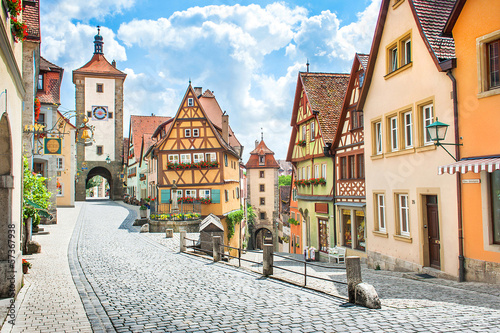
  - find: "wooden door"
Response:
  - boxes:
[426,196,440,269]
[318,219,328,253]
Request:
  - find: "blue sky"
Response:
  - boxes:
[40,0,381,161]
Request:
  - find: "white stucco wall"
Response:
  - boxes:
[84,77,115,161]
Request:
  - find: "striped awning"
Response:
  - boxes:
[438,158,500,175]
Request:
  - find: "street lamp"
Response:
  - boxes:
[426,118,462,161]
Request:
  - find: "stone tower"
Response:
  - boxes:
[245,137,280,250]
[73,27,127,201]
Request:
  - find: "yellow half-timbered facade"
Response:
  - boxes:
[156,85,243,242]
[287,72,349,259]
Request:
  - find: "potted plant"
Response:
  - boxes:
[139,205,148,218]
[22,259,31,274]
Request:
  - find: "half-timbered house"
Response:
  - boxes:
[286,72,349,259]
[332,53,369,257]
[155,85,243,244]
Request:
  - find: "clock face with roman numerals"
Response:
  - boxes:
[92,106,108,120]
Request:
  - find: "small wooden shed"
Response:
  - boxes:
[199,214,225,254]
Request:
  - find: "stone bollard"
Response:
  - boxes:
[213,236,221,262]
[180,230,186,252]
[263,244,274,276]
[346,256,362,303]
[165,229,173,238]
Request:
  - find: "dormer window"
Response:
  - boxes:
[188,98,194,106]
[259,155,265,166]
[37,74,44,91]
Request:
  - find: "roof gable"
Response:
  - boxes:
[128,115,171,164]
[246,140,280,169]
[73,54,126,82]
[358,0,457,109]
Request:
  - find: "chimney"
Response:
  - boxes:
[255,140,259,148]
[194,87,202,97]
[222,113,229,143]
[112,60,116,68]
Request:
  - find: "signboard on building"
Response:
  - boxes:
[43,138,62,155]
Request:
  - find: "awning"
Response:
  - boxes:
[438,158,500,175]
[334,202,366,208]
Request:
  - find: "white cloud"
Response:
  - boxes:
[40,1,380,160]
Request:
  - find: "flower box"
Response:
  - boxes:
[167,161,219,170]
[294,178,326,187]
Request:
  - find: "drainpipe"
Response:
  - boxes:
[447,70,465,282]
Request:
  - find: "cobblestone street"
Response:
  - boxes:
[3,200,500,332]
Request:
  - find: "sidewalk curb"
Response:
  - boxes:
[68,202,117,333]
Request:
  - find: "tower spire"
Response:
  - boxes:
[94,26,104,55]
[261,128,263,141]
[306,59,310,72]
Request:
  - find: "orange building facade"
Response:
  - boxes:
[440,0,500,283]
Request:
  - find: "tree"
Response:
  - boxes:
[279,175,291,186]
[86,175,102,189]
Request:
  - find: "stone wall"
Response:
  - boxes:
[465,257,500,284]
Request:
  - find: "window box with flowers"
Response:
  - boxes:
[200,197,212,204]
[11,17,27,43]
[167,161,219,170]
[297,140,307,147]
[178,196,194,204]
[34,98,41,122]
[294,178,326,187]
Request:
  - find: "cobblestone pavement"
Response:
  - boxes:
[79,201,500,332]
[1,204,92,333]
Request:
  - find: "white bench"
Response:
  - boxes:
[328,246,346,264]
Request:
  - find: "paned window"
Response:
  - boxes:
[37,74,44,90]
[398,194,410,236]
[193,128,199,137]
[224,154,228,167]
[340,157,347,179]
[357,155,364,178]
[302,125,307,141]
[260,212,266,220]
[390,116,398,151]
[404,111,413,148]
[403,38,411,65]
[180,154,191,164]
[490,170,500,244]
[225,189,229,202]
[489,40,500,89]
[199,189,211,199]
[390,46,398,72]
[292,188,297,201]
[307,166,311,179]
[259,155,264,165]
[185,189,196,198]
[260,197,265,205]
[260,184,265,192]
[310,122,315,141]
[314,165,319,178]
[188,98,194,106]
[169,154,179,163]
[56,157,64,170]
[260,171,265,178]
[322,164,327,179]
[193,153,204,163]
[375,121,382,155]
[97,146,103,155]
[185,129,191,137]
[349,155,355,179]
[298,168,302,181]
[423,104,434,145]
[377,194,386,232]
[96,83,103,93]
[205,152,216,162]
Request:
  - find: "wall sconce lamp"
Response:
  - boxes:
[426,118,462,161]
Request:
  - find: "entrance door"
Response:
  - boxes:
[426,195,440,269]
[318,219,328,252]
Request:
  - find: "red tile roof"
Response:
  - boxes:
[37,57,63,105]
[300,72,350,144]
[73,54,126,81]
[246,140,279,168]
[357,53,370,70]
[23,0,40,41]
[198,89,242,148]
[410,0,456,60]
[129,116,171,160]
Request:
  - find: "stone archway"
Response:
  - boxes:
[86,167,113,200]
[0,113,15,297]
[254,228,273,250]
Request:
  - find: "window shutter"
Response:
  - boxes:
[160,189,170,203]
[211,189,220,203]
